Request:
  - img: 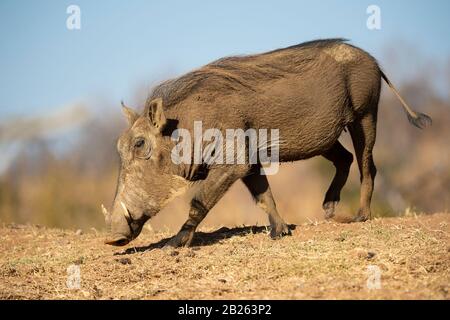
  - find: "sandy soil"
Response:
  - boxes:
[0,213,448,299]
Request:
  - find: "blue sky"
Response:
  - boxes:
[1,0,450,119]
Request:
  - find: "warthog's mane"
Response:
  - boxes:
[146,38,348,109]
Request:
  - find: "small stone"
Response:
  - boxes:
[93,285,102,299]
[81,290,90,298]
[218,278,227,283]
[170,250,179,256]
[367,251,376,260]
[75,229,83,236]
[150,289,165,296]
[73,257,84,265]
[116,258,131,265]
[353,248,367,259]
[185,250,196,258]
[353,248,376,260]
[4,266,17,276]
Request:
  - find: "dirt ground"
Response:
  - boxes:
[0,213,448,300]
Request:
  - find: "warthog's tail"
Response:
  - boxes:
[380,70,432,129]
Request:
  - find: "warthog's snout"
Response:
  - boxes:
[104,235,130,246]
[102,202,135,246]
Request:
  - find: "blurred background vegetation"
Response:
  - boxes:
[0,45,449,232]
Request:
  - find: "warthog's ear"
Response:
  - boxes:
[145,98,167,132]
[121,101,138,127]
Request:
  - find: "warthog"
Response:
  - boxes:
[103,39,431,247]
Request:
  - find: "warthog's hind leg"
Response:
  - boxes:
[349,111,378,222]
[242,168,291,239]
[322,141,353,219]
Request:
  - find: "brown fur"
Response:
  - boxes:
[104,39,431,247]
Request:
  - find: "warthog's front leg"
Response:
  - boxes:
[165,166,250,248]
[241,167,291,239]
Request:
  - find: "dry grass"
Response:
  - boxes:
[0,213,448,300]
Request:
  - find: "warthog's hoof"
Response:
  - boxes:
[323,201,338,219]
[270,223,292,239]
[352,210,370,223]
[164,230,194,248]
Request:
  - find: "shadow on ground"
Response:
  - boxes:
[116,224,297,255]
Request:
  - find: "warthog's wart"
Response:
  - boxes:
[103,39,431,247]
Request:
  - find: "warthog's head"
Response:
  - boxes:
[103,98,188,246]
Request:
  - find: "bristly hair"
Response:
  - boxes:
[147,38,350,109]
[264,38,349,55]
[407,112,433,129]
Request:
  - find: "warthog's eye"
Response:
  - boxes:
[134,138,145,149]
[133,137,151,159]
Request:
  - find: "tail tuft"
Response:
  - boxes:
[407,112,432,129]
[381,70,432,130]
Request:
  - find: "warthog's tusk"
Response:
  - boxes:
[101,204,110,218]
[120,201,131,220]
